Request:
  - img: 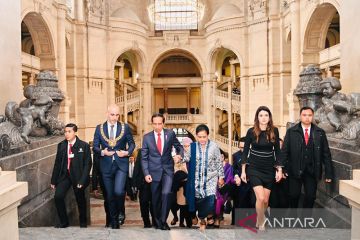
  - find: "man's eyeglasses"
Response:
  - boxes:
[110,113,120,116]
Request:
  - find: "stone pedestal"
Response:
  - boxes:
[315,137,360,223]
[0,136,90,227]
[0,171,28,240]
[340,169,360,240]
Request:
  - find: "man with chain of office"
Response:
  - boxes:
[93,104,135,229]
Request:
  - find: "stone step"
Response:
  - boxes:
[0,171,16,190]
[339,180,360,206]
[353,169,360,182]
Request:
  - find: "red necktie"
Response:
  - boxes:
[67,143,73,173]
[305,129,309,145]
[157,133,162,155]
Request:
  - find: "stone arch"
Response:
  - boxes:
[207,44,244,76]
[22,12,56,70]
[111,47,146,78]
[150,48,206,78]
[302,2,340,64]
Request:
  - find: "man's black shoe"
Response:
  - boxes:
[161,222,170,230]
[54,223,69,228]
[111,223,120,229]
[144,223,152,228]
[80,223,87,228]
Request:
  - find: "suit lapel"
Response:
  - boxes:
[103,122,109,139]
[116,121,122,138]
[163,129,169,153]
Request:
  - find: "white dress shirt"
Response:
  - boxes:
[301,124,311,137]
[129,161,134,178]
[68,138,76,155]
[107,121,117,139]
[154,129,165,153]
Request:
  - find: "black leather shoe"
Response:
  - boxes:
[80,223,87,228]
[144,223,152,228]
[161,223,171,230]
[54,223,69,228]
[154,222,162,229]
[119,213,126,225]
[111,223,120,229]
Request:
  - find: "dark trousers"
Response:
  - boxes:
[232,183,255,225]
[170,193,179,220]
[102,162,127,224]
[126,177,136,200]
[54,176,87,226]
[151,172,173,226]
[97,171,111,225]
[139,182,154,225]
[288,169,317,208]
[195,195,215,219]
[270,178,289,208]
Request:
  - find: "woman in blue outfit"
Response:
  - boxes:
[182,124,224,231]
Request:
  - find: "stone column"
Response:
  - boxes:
[203,73,216,139]
[29,72,36,85]
[163,88,168,113]
[57,3,69,123]
[141,74,152,133]
[124,84,128,123]
[229,58,239,83]
[0,171,28,240]
[287,0,301,122]
[74,0,84,21]
[116,61,125,120]
[227,80,233,163]
[186,87,191,114]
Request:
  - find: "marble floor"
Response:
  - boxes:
[19,196,351,240]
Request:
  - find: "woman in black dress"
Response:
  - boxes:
[240,106,283,230]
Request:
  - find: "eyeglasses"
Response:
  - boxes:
[110,113,120,116]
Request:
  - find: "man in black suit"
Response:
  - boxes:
[91,149,111,227]
[282,106,334,208]
[141,113,184,230]
[132,149,154,228]
[51,123,92,228]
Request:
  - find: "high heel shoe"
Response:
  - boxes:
[258,220,266,231]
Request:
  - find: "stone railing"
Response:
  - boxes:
[215,134,240,153]
[216,89,229,99]
[319,44,340,68]
[165,114,205,124]
[115,91,140,113]
[21,52,40,73]
[215,90,241,114]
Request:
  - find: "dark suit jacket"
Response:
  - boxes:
[51,136,92,187]
[132,149,144,189]
[93,121,135,174]
[282,122,334,180]
[141,128,184,182]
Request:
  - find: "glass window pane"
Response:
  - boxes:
[154,0,199,31]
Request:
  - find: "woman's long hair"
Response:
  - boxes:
[253,106,275,143]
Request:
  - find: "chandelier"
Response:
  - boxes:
[148,0,205,30]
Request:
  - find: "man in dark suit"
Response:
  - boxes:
[141,113,184,230]
[91,149,111,227]
[132,149,154,228]
[51,123,92,228]
[282,106,333,209]
[93,104,135,229]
